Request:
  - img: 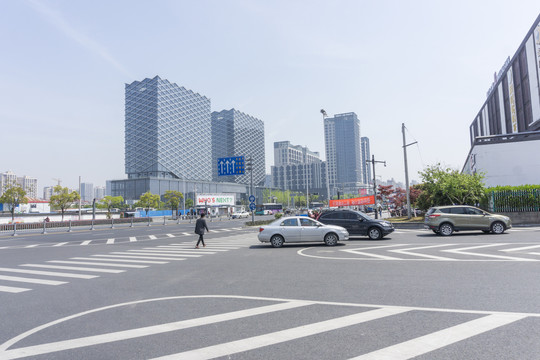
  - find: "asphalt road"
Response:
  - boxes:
[1,223,540,359]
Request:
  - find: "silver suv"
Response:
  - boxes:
[424,205,511,236]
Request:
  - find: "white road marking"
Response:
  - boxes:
[149,235,157,240]
[129,237,137,242]
[21,264,125,274]
[161,245,229,252]
[341,244,408,260]
[47,261,148,269]
[352,313,526,359]
[0,275,66,286]
[106,239,115,245]
[166,234,175,237]
[91,254,186,261]
[126,250,203,257]
[53,242,68,247]
[0,267,97,279]
[111,251,193,258]
[501,244,540,252]
[150,307,410,360]
[80,241,92,246]
[24,245,39,248]
[182,232,191,236]
[71,257,168,264]
[442,244,537,261]
[0,285,31,293]
[389,244,458,261]
[1,301,312,359]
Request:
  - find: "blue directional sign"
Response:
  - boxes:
[249,195,255,203]
[249,203,256,211]
[217,156,245,176]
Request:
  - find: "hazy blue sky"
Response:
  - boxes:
[1,0,539,191]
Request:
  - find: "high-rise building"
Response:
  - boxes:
[94,186,105,200]
[361,137,372,184]
[0,171,17,195]
[211,109,265,186]
[17,176,38,199]
[324,112,363,195]
[43,186,53,200]
[81,183,94,202]
[271,142,327,199]
[125,76,212,181]
[463,13,540,186]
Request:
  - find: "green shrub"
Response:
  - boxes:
[274,213,283,219]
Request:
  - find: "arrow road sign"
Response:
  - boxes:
[249,195,255,203]
[217,156,245,176]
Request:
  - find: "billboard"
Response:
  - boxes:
[329,195,375,208]
[196,194,235,206]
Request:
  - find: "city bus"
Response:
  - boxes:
[255,203,283,215]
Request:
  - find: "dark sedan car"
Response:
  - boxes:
[317,209,394,240]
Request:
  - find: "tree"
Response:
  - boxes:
[185,198,193,209]
[138,192,160,216]
[163,190,184,218]
[416,164,486,211]
[98,196,125,219]
[377,185,394,205]
[49,185,80,221]
[0,181,27,221]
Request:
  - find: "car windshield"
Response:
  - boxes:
[356,211,372,220]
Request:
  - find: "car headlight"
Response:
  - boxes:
[381,222,392,227]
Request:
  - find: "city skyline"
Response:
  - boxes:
[2,1,540,191]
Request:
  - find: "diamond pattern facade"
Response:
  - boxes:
[211,109,266,186]
[125,76,212,181]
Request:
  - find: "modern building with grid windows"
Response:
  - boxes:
[324,112,364,196]
[463,13,540,186]
[361,137,372,184]
[211,109,265,186]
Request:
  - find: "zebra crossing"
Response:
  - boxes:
[1,295,538,359]
[299,242,540,261]
[0,234,255,294]
[0,227,246,250]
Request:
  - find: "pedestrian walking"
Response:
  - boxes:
[194,213,209,248]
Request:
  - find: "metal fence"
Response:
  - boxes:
[489,189,540,212]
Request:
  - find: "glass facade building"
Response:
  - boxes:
[211,109,265,186]
[125,76,212,182]
[324,112,363,195]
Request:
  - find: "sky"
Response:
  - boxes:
[1,0,540,192]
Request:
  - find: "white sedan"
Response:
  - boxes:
[232,211,250,219]
[258,216,349,248]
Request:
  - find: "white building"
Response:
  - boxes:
[94,186,106,200]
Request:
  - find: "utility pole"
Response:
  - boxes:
[78,176,82,220]
[402,123,417,220]
[366,155,386,219]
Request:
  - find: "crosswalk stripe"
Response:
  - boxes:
[351,314,526,359]
[106,239,115,245]
[158,246,229,252]
[126,250,203,257]
[501,244,540,252]
[0,285,31,293]
[150,307,410,360]
[1,301,312,359]
[0,267,98,279]
[25,245,39,248]
[53,242,68,247]
[182,232,191,236]
[0,274,66,286]
[166,234,175,238]
[21,264,125,274]
[80,241,92,246]
[129,237,137,242]
[149,235,157,240]
[71,257,168,264]
[91,254,185,261]
[112,251,195,258]
[47,261,148,269]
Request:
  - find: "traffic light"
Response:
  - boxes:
[245,157,253,171]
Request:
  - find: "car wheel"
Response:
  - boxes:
[324,233,338,246]
[368,227,382,240]
[270,235,284,248]
[439,223,454,236]
[491,221,505,234]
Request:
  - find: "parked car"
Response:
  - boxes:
[258,216,349,248]
[424,205,512,236]
[316,209,394,240]
[231,211,250,219]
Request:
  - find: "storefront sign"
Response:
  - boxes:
[196,194,235,206]
[329,195,375,208]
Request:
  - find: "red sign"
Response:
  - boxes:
[359,189,367,195]
[329,195,375,208]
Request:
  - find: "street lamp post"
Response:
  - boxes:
[402,123,417,220]
[366,155,386,219]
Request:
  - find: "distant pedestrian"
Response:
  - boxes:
[194,213,209,248]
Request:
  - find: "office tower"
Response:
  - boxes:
[81,183,94,202]
[324,112,363,195]
[94,186,105,200]
[43,186,53,200]
[125,76,212,182]
[0,171,17,195]
[273,141,320,166]
[17,176,38,198]
[361,137,372,184]
[211,109,265,186]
